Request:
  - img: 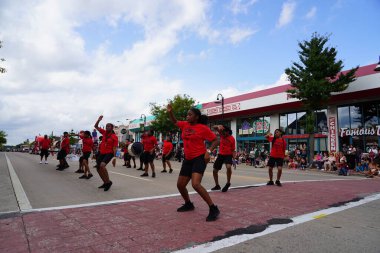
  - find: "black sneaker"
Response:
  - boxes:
[133,165,136,168]
[140,173,149,177]
[56,167,64,171]
[211,185,221,191]
[161,170,167,173]
[275,180,282,187]
[75,169,84,173]
[104,181,113,191]
[169,169,173,173]
[152,172,156,178]
[177,202,195,212]
[122,164,127,166]
[87,174,93,179]
[79,175,87,179]
[126,165,131,168]
[222,183,231,192]
[206,205,220,222]
[98,184,105,189]
[137,168,143,171]
[267,180,274,186]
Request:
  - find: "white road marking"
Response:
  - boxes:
[5,154,32,211]
[173,192,380,253]
[109,171,153,181]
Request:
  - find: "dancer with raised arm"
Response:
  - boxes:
[167,104,220,221]
[94,116,118,191]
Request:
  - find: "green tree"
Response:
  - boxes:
[285,33,358,160]
[0,41,6,74]
[0,130,7,148]
[150,94,196,135]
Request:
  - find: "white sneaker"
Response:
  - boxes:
[39,161,42,164]
[45,161,48,164]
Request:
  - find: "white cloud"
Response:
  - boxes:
[0,0,209,144]
[177,49,211,63]
[227,27,258,44]
[230,0,259,15]
[276,1,296,28]
[305,6,317,19]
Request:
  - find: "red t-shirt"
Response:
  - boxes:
[98,128,118,155]
[40,138,51,149]
[267,136,286,158]
[162,141,173,155]
[61,137,70,153]
[219,135,235,155]
[142,134,157,152]
[176,121,216,160]
[80,136,94,153]
[123,141,131,153]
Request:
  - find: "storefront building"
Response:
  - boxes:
[201,63,380,155]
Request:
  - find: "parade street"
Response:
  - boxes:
[1,152,380,253]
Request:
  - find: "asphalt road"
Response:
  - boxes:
[2,152,358,210]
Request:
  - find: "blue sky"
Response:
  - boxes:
[0,0,379,145]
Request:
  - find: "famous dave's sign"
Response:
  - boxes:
[340,125,380,137]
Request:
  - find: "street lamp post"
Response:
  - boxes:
[215,93,224,121]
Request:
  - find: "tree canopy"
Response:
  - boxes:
[0,131,8,148]
[285,33,358,112]
[149,94,196,135]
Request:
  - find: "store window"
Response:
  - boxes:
[297,112,307,134]
[350,105,362,129]
[287,113,297,135]
[316,109,328,133]
[280,114,287,133]
[237,116,270,138]
[338,102,380,152]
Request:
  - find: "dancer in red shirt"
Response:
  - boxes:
[265,129,286,186]
[211,125,236,192]
[78,131,94,179]
[140,130,158,177]
[161,136,174,173]
[94,115,118,191]
[57,132,70,170]
[167,104,220,222]
[39,135,51,164]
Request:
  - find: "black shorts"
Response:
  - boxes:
[96,153,114,167]
[80,152,91,162]
[162,152,173,162]
[267,157,284,168]
[213,154,233,170]
[40,149,49,158]
[141,151,155,164]
[180,154,207,177]
[57,150,67,160]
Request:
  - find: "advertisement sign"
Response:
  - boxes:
[329,117,336,152]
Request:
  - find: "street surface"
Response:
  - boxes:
[2,152,353,210]
[1,152,379,253]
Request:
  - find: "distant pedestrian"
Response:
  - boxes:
[78,131,94,179]
[140,130,158,178]
[57,132,70,170]
[39,135,51,164]
[94,115,118,191]
[211,125,236,192]
[161,136,174,173]
[130,138,137,168]
[265,129,286,186]
[123,139,132,167]
[167,104,220,222]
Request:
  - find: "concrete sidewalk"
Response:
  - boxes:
[1,179,380,253]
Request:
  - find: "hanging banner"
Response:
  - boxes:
[329,117,337,152]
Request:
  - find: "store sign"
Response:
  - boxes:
[238,120,252,135]
[120,129,127,134]
[329,117,337,152]
[206,103,241,116]
[252,119,270,134]
[340,125,380,137]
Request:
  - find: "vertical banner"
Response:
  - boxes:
[329,117,337,152]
